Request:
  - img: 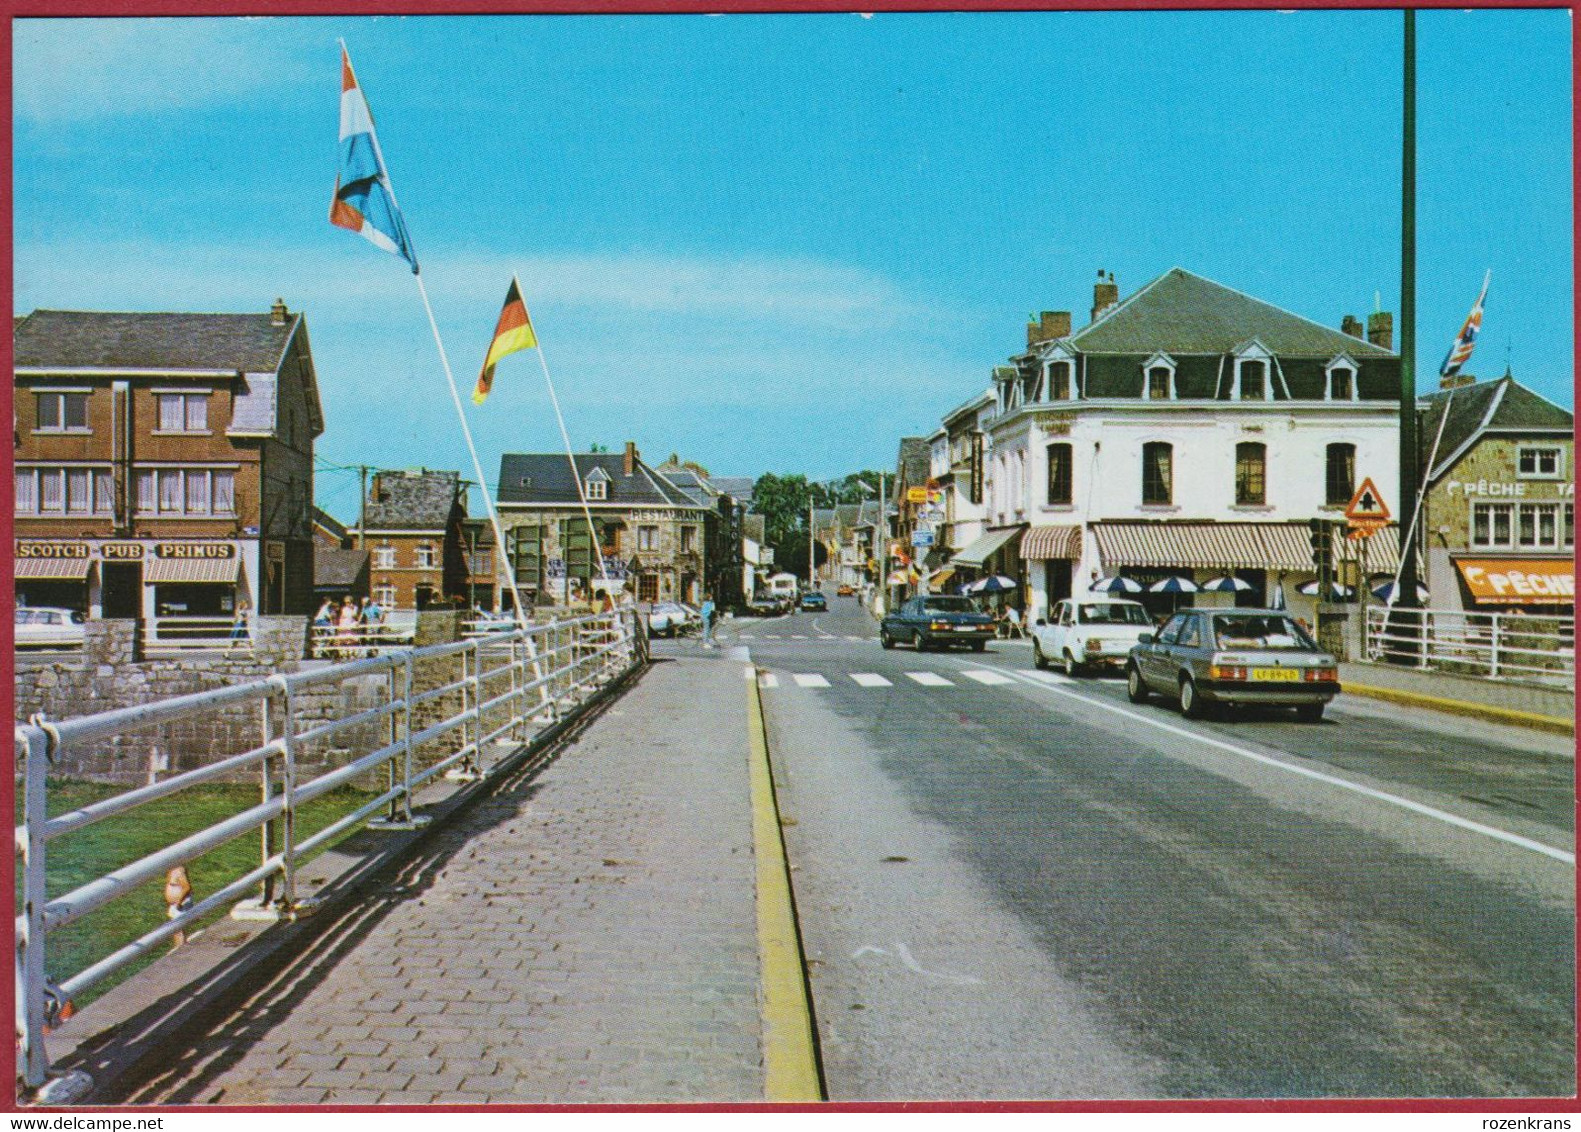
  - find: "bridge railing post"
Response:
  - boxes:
[17,725,52,1089]
[402,653,415,806]
[259,689,277,907]
[277,678,299,912]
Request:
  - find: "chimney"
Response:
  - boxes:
[1440,372,1476,390]
[1026,310,1072,349]
[623,440,638,476]
[1091,271,1119,323]
[1341,314,1364,339]
[270,297,288,326]
[1367,311,1393,351]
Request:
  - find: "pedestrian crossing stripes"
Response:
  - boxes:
[905,672,954,687]
[792,673,831,688]
[746,664,1072,692]
[960,669,1015,686]
[849,673,892,687]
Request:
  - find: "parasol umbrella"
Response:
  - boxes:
[1200,575,1254,593]
[1089,575,1143,594]
[1370,578,1429,605]
[1147,576,1199,594]
[1270,581,1287,610]
[963,574,1017,596]
[1297,579,1354,600]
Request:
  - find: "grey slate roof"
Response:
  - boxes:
[896,437,930,488]
[15,309,301,373]
[709,476,755,502]
[364,468,462,530]
[497,453,703,509]
[1419,375,1574,480]
[1069,269,1395,358]
[314,547,369,590]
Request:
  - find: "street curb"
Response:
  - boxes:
[745,672,825,1103]
[36,657,649,1106]
[1342,680,1575,737]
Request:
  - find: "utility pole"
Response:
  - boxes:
[807,489,816,593]
[1397,7,1423,613]
[357,464,369,551]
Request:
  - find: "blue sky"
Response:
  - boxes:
[12,10,1573,522]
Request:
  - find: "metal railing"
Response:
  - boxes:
[1364,605,1575,683]
[145,615,250,655]
[14,609,643,1089]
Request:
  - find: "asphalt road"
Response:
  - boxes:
[709,596,1576,1100]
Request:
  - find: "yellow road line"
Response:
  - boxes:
[746,674,824,1102]
[1343,681,1575,737]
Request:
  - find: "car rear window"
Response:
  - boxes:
[922,597,975,613]
[1078,603,1150,625]
[1211,614,1317,650]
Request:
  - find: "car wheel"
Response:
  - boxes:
[916,634,931,652]
[880,629,895,650]
[1062,651,1081,678]
[1296,702,1325,723]
[970,640,986,652]
[1179,676,1207,719]
[1126,664,1149,703]
[1033,639,1049,670]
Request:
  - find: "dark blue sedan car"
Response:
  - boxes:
[799,591,828,611]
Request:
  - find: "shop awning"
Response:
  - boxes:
[144,555,242,584]
[1336,525,1400,572]
[1093,522,1316,572]
[16,556,92,580]
[1021,525,1082,561]
[951,525,1024,568]
[926,568,955,593]
[1455,558,1574,605]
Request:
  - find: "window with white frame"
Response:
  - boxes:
[1047,361,1072,401]
[1142,354,1175,400]
[1471,500,1572,550]
[155,392,209,433]
[35,391,89,432]
[414,542,438,568]
[586,477,607,500]
[373,544,397,569]
[133,468,237,516]
[15,467,116,516]
[681,525,697,553]
[1517,446,1564,480]
[1238,359,1267,401]
[373,582,397,608]
[638,525,658,551]
[1326,359,1356,401]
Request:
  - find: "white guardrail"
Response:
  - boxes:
[1364,605,1575,684]
[13,609,644,1090]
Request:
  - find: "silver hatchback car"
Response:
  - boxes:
[1126,608,1340,721]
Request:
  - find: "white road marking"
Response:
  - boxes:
[738,634,755,640]
[1021,669,1074,685]
[906,672,954,687]
[850,943,980,985]
[960,669,1015,686]
[791,634,808,640]
[743,666,756,680]
[758,673,779,688]
[793,673,831,688]
[845,635,864,642]
[850,673,893,687]
[967,660,1576,865]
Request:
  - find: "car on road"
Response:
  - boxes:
[1126,608,1340,721]
[836,584,855,597]
[1031,596,1153,677]
[799,591,828,611]
[15,607,86,648]
[880,595,995,651]
[745,594,787,616]
[646,602,698,638]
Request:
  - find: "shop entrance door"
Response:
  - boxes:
[102,562,142,619]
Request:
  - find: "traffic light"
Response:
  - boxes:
[1308,518,1331,567]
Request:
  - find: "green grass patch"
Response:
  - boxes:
[16,778,377,1008]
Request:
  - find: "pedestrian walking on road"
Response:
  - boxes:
[701,592,717,648]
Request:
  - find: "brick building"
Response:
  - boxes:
[13,302,322,638]
[352,468,468,610]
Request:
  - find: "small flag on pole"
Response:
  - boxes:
[474,278,539,404]
[1439,271,1490,378]
[330,46,418,272]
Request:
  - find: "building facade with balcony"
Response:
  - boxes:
[13,303,322,640]
[975,268,1402,623]
[352,468,468,610]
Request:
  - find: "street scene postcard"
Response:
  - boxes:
[8,6,1576,1116]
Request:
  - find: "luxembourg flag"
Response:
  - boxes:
[330,45,418,272]
[1439,270,1490,378]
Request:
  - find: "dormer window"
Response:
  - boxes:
[585,466,611,501]
[1047,360,1072,401]
[1141,353,1176,400]
[1231,342,1276,401]
[1325,356,1358,401]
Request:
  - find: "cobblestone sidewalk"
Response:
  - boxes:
[128,655,764,1105]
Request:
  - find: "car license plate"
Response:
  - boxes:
[955,625,978,632]
[1250,668,1299,682]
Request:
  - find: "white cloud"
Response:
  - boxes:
[12,18,317,123]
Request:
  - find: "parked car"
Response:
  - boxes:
[1126,608,1340,721]
[745,594,786,617]
[647,602,697,638]
[15,607,86,648]
[880,595,994,651]
[1032,596,1153,677]
[800,591,828,611]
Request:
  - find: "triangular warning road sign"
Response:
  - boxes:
[1344,477,1391,522]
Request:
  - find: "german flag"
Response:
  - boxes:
[474,278,538,404]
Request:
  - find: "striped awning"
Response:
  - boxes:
[1336,525,1400,572]
[1020,525,1082,561]
[1093,522,1316,572]
[144,554,241,584]
[951,525,1025,568]
[16,556,91,580]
